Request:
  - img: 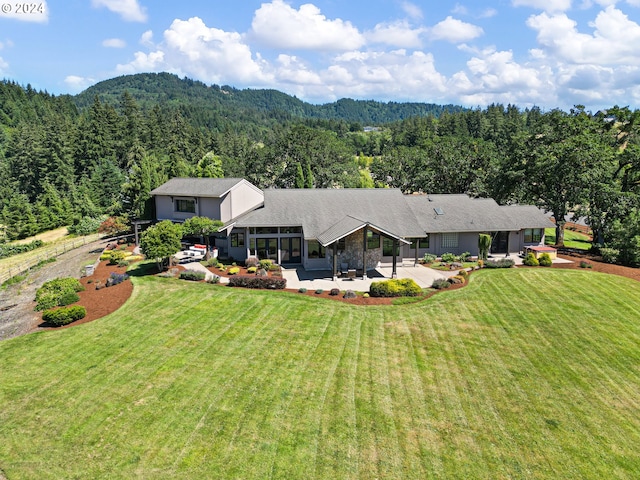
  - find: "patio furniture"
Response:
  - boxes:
[341,262,349,277]
[347,269,356,280]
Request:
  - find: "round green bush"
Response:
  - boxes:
[523,252,539,266]
[538,252,553,267]
[42,305,87,326]
[58,291,80,307]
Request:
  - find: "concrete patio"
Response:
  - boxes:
[281,264,451,291]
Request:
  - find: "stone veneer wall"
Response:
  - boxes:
[327,230,383,271]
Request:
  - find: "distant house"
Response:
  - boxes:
[151,178,553,278]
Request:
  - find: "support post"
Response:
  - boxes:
[332,242,338,281]
[392,238,398,278]
[362,226,368,279]
[505,231,510,257]
[414,238,418,266]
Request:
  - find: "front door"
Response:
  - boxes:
[281,237,301,264]
[256,238,278,261]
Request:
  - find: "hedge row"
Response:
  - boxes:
[42,305,87,326]
[369,278,422,297]
[0,240,43,260]
[228,275,286,289]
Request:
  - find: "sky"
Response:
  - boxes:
[1,0,640,111]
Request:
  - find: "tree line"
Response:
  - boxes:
[1,78,639,266]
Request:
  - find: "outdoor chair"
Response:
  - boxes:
[340,262,349,277]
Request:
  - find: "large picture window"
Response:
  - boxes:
[367,230,380,249]
[524,228,543,243]
[410,237,430,249]
[231,232,245,247]
[307,240,326,259]
[441,233,459,249]
[175,198,195,213]
[383,238,400,256]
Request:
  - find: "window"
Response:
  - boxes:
[410,237,430,249]
[383,237,400,256]
[249,238,255,252]
[367,230,380,249]
[231,232,245,247]
[524,228,543,243]
[280,226,302,234]
[175,198,195,213]
[255,227,278,234]
[307,240,326,259]
[441,233,459,249]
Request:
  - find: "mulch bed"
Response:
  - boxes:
[43,249,640,330]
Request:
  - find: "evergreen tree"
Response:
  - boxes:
[294,162,305,188]
[2,194,38,240]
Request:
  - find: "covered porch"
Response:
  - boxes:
[317,216,420,281]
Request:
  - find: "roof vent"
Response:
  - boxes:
[434,207,445,215]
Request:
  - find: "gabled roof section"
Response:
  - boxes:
[316,215,411,247]
[235,189,426,240]
[150,177,255,198]
[499,205,555,229]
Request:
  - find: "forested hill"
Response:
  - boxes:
[74,72,464,126]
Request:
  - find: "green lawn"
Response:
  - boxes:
[545,227,592,250]
[1,267,640,479]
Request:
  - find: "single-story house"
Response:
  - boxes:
[151,178,554,278]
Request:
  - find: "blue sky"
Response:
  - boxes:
[1,0,640,110]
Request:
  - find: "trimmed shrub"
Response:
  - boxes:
[245,256,259,268]
[259,259,273,271]
[298,287,307,293]
[580,260,593,269]
[315,289,324,294]
[523,252,539,266]
[269,263,281,272]
[107,250,128,265]
[485,258,515,268]
[42,305,86,327]
[329,288,340,296]
[343,289,357,299]
[227,275,286,289]
[108,272,129,286]
[459,251,471,262]
[538,252,553,267]
[247,266,257,274]
[600,247,619,264]
[448,275,465,285]
[431,279,451,289]
[477,259,484,268]
[441,252,457,263]
[203,258,220,268]
[207,275,220,284]
[458,269,469,279]
[35,277,85,311]
[117,260,130,268]
[363,293,370,298]
[179,271,206,281]
[58,291,80,306]
[421,253,437,264]
[228,267,240,275]
[369,278,422,297]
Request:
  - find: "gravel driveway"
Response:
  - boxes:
[0,238,111,341]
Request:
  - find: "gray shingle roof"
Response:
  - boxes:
[235,189,427,240]
[150,178,246,198]
[405,194,554,232]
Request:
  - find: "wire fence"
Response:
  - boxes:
[0,234,103,285]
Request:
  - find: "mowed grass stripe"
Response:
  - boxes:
[1,269,640,478]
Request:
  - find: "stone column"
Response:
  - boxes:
[362,226,368,279]
[332,242,338,281]
[392,238,398,278]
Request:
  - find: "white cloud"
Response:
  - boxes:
[365,20,426,48]
[401,1,424,20]
[452,4,469,15]
[117,17,269,85]
[512,0,572,12]
[450,48,554,106]
[64,75,96,92]
[0,1,48,23]
[102,38,126,48]
[0,56,8,74]
[429,16,484,43]
[91,0,147,22]
[249,0,365,51]
[140,30,153,47]
[479,8,498,18]
[527,6,640,65]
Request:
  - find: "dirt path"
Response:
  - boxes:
[0,238,111,341]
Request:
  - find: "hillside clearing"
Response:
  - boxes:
[0,269,639,479]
